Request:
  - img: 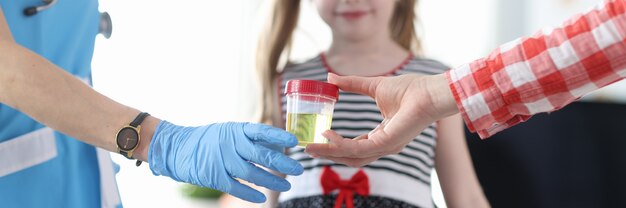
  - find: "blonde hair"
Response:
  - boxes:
[257,0,421,124]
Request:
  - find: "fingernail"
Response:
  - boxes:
[328,73,338,82]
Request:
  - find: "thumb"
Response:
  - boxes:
[379,104,428,146]
[328,73,382,97]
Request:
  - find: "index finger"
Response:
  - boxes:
[327,73,383,97]
[243,123,298,147]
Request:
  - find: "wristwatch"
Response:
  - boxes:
[116,112,150,166]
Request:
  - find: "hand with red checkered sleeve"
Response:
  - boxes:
[448,0,626,138]
[305,73,459,167]
[306,0,626,167]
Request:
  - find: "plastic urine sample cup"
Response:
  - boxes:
[285,80,339,147]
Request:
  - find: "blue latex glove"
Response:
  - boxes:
[148,121,303,203]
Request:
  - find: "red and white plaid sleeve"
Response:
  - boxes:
[445,0,626,139]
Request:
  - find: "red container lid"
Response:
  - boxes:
[285,80,339,100]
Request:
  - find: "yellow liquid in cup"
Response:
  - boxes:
[286,113,333,147]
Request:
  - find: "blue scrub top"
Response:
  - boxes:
[0,0,121,207]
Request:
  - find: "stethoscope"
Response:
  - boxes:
[23,0,57,16]
[23,0,113,39]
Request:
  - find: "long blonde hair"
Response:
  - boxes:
[257,0,421,124]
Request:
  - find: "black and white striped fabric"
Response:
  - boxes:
[277,55,449,208]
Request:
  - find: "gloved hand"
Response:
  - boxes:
[148,121,303,203]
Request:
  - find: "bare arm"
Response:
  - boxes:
[435,114,490,208]
[0,6,156,161]
[0,6,13,42]
[0,6,306,203]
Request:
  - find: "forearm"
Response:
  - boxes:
[0,7,12,43]
[435,115,489,208]
[0,41,156,161]
[447,0,626,138]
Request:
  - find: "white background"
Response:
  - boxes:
[91,1,625,207]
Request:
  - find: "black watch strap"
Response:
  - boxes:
[121,151,131,159]
[130,112,150,127]
[120,145,142,166]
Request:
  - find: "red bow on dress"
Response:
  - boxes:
[321,166,370,208]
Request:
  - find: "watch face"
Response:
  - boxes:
[117,127,139,151]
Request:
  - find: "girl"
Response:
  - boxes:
[225,0,491,207]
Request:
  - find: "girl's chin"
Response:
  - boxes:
[334,30,373,41]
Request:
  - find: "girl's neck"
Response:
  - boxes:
[325,34,410,77]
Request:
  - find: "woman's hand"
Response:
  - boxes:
[305,73,458,167]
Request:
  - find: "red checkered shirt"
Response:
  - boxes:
[446,0,626,138]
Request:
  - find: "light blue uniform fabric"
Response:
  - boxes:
[0,0,122,207]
